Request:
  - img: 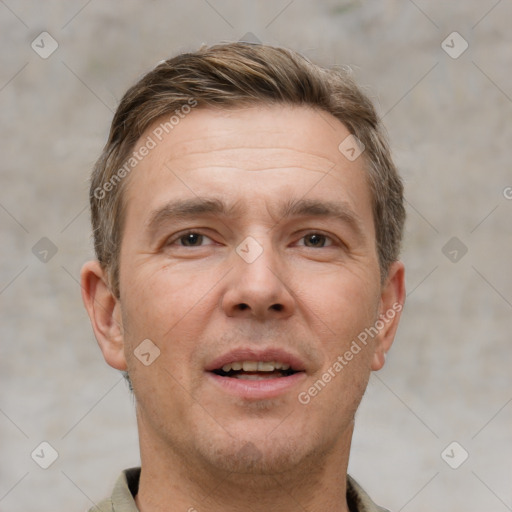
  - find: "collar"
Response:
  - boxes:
[92,467,389,512]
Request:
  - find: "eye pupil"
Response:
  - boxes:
[306,234,325,247]
[182,233,202,246]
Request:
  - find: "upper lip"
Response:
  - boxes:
[205,348,307,372]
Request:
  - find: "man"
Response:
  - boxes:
[81,42,405,512]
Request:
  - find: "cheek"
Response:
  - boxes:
[310,272,379,331]
[119,276,200,411]
[119,264,218,379]
[121,264,204,335]
[307,273,380,387]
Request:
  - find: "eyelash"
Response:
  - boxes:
[166,230,340,249]
[167,231,212,247]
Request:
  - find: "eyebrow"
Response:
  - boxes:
[145,197,366,240]
[280,198,364,234]
[145,197,239,237]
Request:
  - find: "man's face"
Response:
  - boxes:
[104,105,402,474]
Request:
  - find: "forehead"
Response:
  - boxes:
[122,104,373,231]
[145,105,352,169]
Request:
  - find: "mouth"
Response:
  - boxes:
[205,349,307,399]
[212,360,299,380]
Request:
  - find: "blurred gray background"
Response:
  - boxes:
[1,1,511,511]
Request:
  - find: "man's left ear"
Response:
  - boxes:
[371,260,405,371]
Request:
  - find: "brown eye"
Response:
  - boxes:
[166,230,216,249]
[303,233,331,248]
[179,233,204,246]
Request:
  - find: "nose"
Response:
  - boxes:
[221,238,296,320]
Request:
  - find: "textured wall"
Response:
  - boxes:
[1,1,511,511]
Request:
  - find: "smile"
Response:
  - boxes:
[205,349,307,400]
[212,360,298,380]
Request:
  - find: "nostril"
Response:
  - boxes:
[271,304,283,311]
[238,303,249,310]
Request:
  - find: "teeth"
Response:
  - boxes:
[242,361,258,371]
[220,360,292,373]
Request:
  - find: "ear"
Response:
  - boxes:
[80,260,127,371]
[371,260,406,371]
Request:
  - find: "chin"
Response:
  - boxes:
[211,448,304,476]
[198,430,317,476]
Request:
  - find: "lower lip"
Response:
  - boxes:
[206,372,306,400]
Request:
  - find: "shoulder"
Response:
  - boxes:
[347,474,391,512]
[87,497,114,512]
[87,467,141,512]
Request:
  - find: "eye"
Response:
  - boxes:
[299,232,334,248]
[169,231,214,247]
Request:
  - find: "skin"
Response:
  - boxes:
[81,104,405,512]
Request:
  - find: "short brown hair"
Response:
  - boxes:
[90,42,405,298]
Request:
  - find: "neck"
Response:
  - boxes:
[134,415,353,512]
